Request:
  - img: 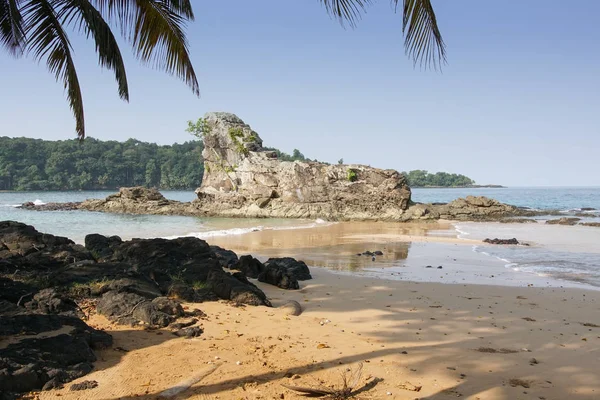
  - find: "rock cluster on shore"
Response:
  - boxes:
[0,221,310,398]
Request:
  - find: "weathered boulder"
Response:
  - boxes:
[207,268,270,306]
[233,255,265,279]
[24,289,82,318]
[18,201,81,211]
[0,277,37,304]
[258,265,300,290]
[483,238,522,245]
[86,234,270,306]
[0,221,94,277]
[85,234,123,261]
[403,196,530,221]
[263,258,312,281]
[580,222,600,227]
[499,218,539,224]
[210,245,239,267]
[79,187,194,216]
[546,217,581,226]
[0,314,112,396]
[193,112,412,220]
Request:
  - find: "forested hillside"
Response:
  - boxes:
[402,170,475,187]
[0,137,204,191]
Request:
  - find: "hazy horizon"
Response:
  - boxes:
[1,1,598,187]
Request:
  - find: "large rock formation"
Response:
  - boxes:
[194,112,412,220]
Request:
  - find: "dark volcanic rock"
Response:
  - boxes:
[483,238,522,245]
[258,265,300,290]
[85,234,123,261]
[263,258,312,281]
[174,326,203,338]
[207,267,270,306]
[580,222,600,227]
[233,255,265,279]
[96,291,173,327]
[0,277,37,304]
[0,314,111,396]
[108,236,217,290]
[0,221,94,278]
[25,289,82,317]
[546,217,581,226]
[210,245,239,268]
[70,380,98,391]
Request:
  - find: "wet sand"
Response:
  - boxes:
[40,221,600,399]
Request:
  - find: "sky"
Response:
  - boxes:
[1,0,599,187]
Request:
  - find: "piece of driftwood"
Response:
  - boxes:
[157,363,220,398]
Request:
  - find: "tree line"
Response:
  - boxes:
[0,137,204,191]
[402,170,475,187]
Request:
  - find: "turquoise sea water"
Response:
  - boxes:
[0,190,318,244]
[1,187,600,289]
[411,187,600,211]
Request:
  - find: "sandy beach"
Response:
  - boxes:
[37,222,600,400]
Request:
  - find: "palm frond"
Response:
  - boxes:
[57,0,129,101]
[396,0,446,69]
[0,0,26,55]
[92,0,199,96]
[161,0,193,20]
[319,0,372,28]
[23,0,85,139]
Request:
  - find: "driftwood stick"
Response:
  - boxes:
[157,363,220,398]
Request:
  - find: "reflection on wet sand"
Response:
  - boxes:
[208,221,453,272]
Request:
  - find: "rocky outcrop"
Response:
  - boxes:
[499,218,539,224]
[193,112,412,220]
[0,313,112,396]
[0,221,280,398]
[18,201,81,211]
[483,238,526,245]
[404,196,530,221]
[79,187,193,215]
[580,222,600,227]
[546,217,581,226]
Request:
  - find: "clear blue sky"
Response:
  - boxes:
[1,0,599,186]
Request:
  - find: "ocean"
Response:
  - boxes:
[1,187,599,289]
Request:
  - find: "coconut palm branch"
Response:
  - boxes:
[0,0,198,140]
[321,0,446,69]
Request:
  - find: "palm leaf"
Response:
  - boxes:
[319,0,372,27]
[92,0,199,96]
[320,0,445,69]
[396,0,446,69]
[23,0,85,139]
[0,0,26,55]
[56,0,129,101]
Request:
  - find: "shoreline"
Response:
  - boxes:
[41,266,600,399]
[205,220,600,292]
